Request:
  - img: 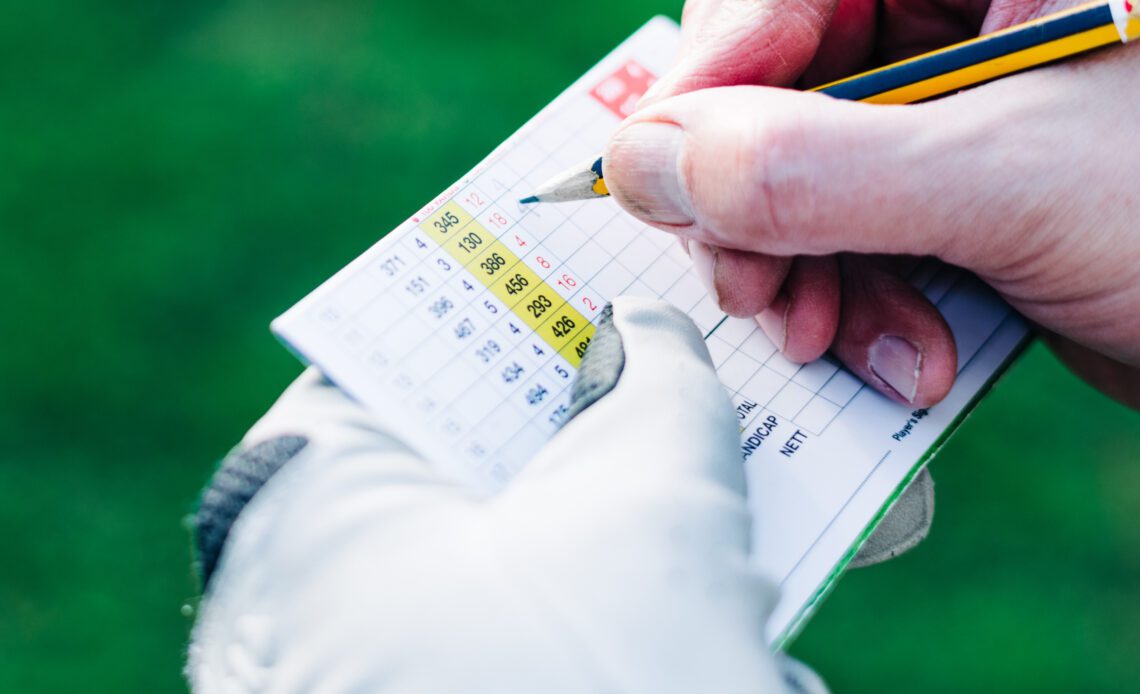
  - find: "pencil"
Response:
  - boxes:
[520,0,1140,204]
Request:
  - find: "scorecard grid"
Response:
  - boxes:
[300,48,731,484]
[296,60,690,483]
[274,17,1030,644]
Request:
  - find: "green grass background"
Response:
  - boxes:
[2,0,1139,691]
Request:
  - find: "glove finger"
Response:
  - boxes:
[195,368,454,589]
[525,295,745,498]
[190,370,481,692]
[244,367,422,460]
[495,297,783,690]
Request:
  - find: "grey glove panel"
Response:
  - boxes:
[776,654,831,694]
[193,435,308,588]
[562,304,624,426]
[849,467,934,568]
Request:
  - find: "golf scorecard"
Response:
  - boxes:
[272,17,1030,645]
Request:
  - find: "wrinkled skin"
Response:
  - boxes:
[604,0,1140,409]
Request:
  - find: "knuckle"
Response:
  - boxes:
[749,117,819,251]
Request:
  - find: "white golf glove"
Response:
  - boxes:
[187,297,828,693]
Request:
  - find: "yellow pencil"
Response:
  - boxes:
[521,0,1140,203]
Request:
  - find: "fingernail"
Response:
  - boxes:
[755,293,789,352]
[605,121,693,225]
[869,336,921,404]
[689,241,719,305]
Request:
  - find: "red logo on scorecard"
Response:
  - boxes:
[589,60,657,119]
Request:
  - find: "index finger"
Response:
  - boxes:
[640,0,839,105]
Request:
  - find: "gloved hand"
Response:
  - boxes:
[187,297,828,694]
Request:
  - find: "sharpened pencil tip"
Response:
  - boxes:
[518,156,610,203]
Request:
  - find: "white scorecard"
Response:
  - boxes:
[272,17,1029,644]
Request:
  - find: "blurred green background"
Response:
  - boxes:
[2,0,1138,691]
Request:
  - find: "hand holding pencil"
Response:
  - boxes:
[604,0,1140,408]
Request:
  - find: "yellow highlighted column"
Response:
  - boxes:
[442,221,493,264]
[421,197,599,368]
[534,302,589,352]
[488,264,543,309]
[559,324,595,368]
[420,201,473,245]
[468,241,522,288]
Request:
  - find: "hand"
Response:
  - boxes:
[187,298,827,693]
[604,0,1140,409]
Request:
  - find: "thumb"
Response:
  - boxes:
[519,295,745,501]
[496,297,783,690]
[604,85,1020,268]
